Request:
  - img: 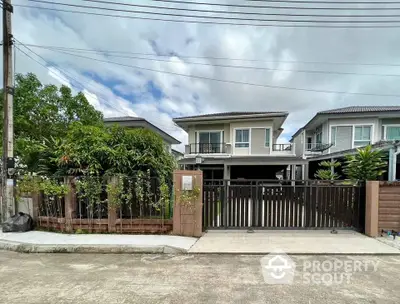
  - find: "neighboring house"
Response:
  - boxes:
[104,116,181,152]
[290,106,400,180]
[171,148,184,160]
[173,112,307,180]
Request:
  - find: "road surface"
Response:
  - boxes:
[0,251,399,303]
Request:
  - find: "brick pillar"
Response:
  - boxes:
[107,176,117,233]
[64,177,77,233]
[365,181,379,237]
[173,170,203,237]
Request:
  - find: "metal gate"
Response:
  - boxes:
[203,180,365,231]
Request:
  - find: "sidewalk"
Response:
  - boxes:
[0,230,198,253]
[189,230,400,255]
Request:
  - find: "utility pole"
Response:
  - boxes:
[2,0,14,222]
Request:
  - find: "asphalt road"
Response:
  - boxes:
[0,251,400,303]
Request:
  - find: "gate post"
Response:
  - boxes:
[64,177,76,233]
[365,181,379,237]
[173,170,203,237]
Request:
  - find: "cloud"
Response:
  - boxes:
[5,0,400,154]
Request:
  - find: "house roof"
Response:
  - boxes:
[104,116,181,145]
[290,106,400,141]
[104,116,143,122]
[174,111,287,120]
[317,106,400,114]
[171,148,184,156]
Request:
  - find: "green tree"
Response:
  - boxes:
[343,145,387,181]
[0,73,103,171]
[41,123,176,179]
[315,160,341,180]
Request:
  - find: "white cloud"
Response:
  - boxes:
[5,0,400,153]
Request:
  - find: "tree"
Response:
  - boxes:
[343,145,387,181]
[0,73,103,171]
[40,123,176,179]
[315,160,341,180]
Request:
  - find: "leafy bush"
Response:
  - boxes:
[344,145,387,181]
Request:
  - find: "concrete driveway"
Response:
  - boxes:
[1,251,400,303]
[189,230,400,254]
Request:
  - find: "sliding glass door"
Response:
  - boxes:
[198,131,222,153]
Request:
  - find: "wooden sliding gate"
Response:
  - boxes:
[203,180,365,231]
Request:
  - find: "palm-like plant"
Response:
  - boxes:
[315,160,341,180]
[344,145,387,181]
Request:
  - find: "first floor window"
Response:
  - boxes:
[354,126,371,147]
[265,128,271,147]
[235,129,249,148]
[386,126,400,140]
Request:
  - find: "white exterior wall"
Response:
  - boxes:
[230,120,274,156]
[327,117,380,153]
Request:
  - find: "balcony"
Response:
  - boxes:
[271,144,294,155]
[305,143,332,153]
[186,143,227,154]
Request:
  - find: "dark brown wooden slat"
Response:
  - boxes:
[285,187,290,228]
[294,187,298,228]
[298,187,304,228]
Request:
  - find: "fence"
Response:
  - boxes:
[35,175,173,234]
[203,179,365,230]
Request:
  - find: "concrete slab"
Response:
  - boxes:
[189,230,400,254]
[1,252,400,303]
[0,230,198,253]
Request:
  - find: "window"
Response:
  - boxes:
[331,127,337,146]
[235,129,249,148]
[316,132,322,145]
[385,126,400,141]
[265,128,271,147]
[306,137,312,150]
[198,131,222,153]
[354,126,371,147]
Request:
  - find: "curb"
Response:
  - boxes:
[187,251,400,256]
[0,240,188,254]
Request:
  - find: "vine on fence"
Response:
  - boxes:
[76,176,104,231]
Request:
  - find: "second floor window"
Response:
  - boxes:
[235,129,249,148]
[354,126,371,147]
[331,127,337,146]
[265,128,271,147]
[385,126,400,140]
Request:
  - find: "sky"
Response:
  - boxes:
[4,0,400,151]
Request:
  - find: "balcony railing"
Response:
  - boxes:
[305,142,332,152]
[272,144,293,152]
[189,143,226,154]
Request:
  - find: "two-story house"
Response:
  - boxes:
[173,112,307,180]
[104,116,181,153]
[290,106,400,180]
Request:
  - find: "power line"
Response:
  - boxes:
[33,46,400,98]
[14,4,400,28]
[153,0,400,10]
[79,0,400,18]
[25,0,400,23]
[14,39,181,131]
[14,39,127,116]
[30,44,400,78]
[18,42,400,68]
[247,0,400,4]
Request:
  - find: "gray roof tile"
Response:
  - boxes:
[174,111,287,120]
[318,106,400,114]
